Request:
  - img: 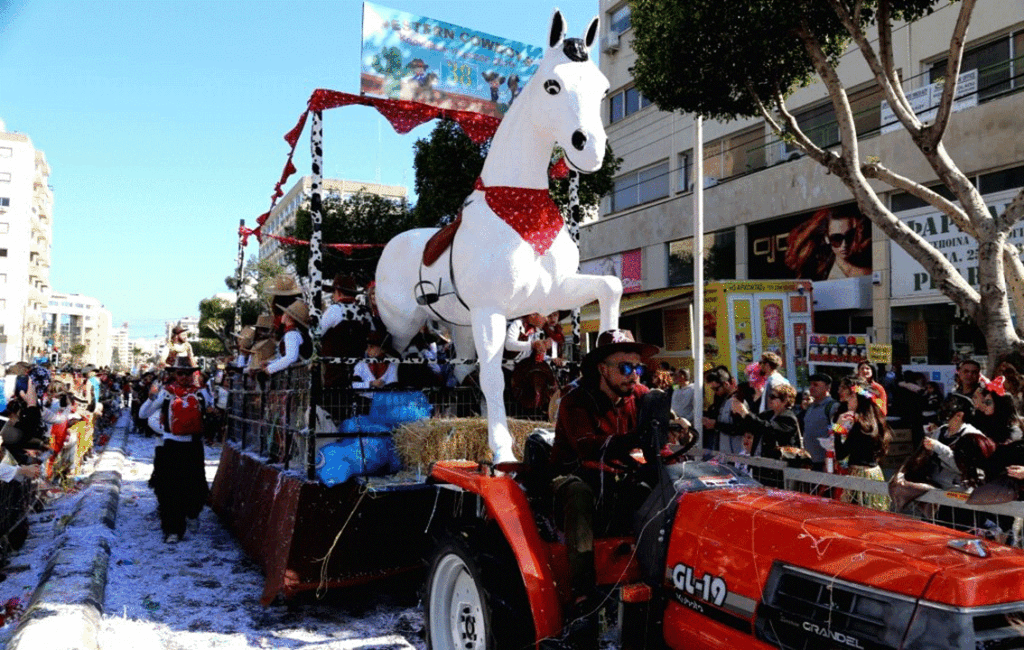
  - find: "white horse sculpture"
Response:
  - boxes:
[374,9,622,464]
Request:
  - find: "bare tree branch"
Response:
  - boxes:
[996,187,1024,234]
[770,83,841,173]
[794,22,858,176]
[861,160,976,237]
[926,0,976,146]
[824,0,921,135]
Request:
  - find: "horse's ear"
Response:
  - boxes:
[549,9,566,49]
[583,16,599,49]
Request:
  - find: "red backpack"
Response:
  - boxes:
[160,388,206,436]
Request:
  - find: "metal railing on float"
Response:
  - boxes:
[220,358,565,479]
[709,451,1024,548]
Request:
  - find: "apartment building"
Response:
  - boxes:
[0,119,53,366]
[258,176,408,268]
[43,292,113,368]
[587,1,1024,378]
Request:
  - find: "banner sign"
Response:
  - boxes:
[361,2,543,119]
[747,202,872,282]
[890,189,1023,299]
[867,343,892,364]
[880,69,977,135]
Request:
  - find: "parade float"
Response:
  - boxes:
[211,7,1024,650]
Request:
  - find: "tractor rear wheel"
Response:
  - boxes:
[425,532,533,650]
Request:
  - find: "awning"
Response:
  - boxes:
[579,286,693,332]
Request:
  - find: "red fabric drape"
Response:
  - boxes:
[249,90,503,242]
[238,226,384,255]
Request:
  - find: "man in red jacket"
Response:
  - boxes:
[550,328,665,647]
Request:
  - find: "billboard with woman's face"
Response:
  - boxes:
[747,203,872,281]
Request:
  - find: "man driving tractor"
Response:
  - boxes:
[550,328,691,647]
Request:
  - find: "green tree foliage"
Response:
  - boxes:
[202,256,277,354]
[191,338,226,361]
[548,145,623,211]
[285,191,418,284]
[630,0,937,120]
[630,0,1024,361]
[412,119,622,227]
[412,119,488,226]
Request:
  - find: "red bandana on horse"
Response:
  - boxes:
[475,177,564,256]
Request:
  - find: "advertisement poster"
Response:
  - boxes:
[807,334,869,364]
[733,299,753,377]
[580,250,643,294]
[361,2,543,118]
[703,284,727,371]
[748,203,872,282]
[793,323,809,387]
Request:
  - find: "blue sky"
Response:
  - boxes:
[0,0,601,338]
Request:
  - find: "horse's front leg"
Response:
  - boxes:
[471,308,517,464]
[559,273,623,332]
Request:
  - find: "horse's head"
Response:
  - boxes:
[525,9,608,174]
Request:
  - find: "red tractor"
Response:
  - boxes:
[422,434,1024,650]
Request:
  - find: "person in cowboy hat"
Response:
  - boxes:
[138,355,213,543]
[352,329,398,398]
[264,299,312,375]
[265,274,303,339]
[318,273,372,387]
[247,312,277,375]
[548,328,689,647]
[165,323,196,369]
[230,326,255,371]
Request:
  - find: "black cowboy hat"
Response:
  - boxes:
[324,273,360,296]
[583,329,659,366]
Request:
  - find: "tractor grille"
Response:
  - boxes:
[755,562,915,650]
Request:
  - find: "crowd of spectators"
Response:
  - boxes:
[688,352,1024,525]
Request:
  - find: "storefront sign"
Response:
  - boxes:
[890,189,1022,299]
[580,249,643,294]
[747,203,871,282]
[361,2,543,118]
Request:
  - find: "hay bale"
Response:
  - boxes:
[393,417,550,466]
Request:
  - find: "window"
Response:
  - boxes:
[0,249,6,257]
[609,86,650,123]
[610,5,631,34]
[611,162,669,212]
[930,30,1022,101]
[668,230,737,285]
[0,223,7,234]
[0,274,6,283]
[0,147,10,158]
[0,172,9,182]
[0,197,9,208]
[609,93,624,122]
[678,150,692,193]
[704,126,766,181]
[0,300,5,309]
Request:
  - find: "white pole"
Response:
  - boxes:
[693,116,705,451]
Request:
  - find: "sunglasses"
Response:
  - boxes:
[175,370,193,377]
[768,394,783,401]
[827,228,856,248]
[609,362,645,377]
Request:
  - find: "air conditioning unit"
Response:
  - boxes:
[601,32,620,54]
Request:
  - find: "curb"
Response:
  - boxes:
[5,421,129,650]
